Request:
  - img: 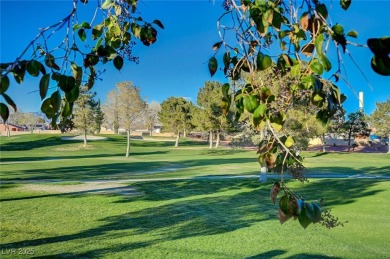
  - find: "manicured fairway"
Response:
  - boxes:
[1,179,389,258]
[1,134,389,181]
[1,134,389,258]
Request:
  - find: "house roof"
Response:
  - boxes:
[0,123,27,129]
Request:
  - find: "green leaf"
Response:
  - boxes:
[315,4,328,19]
[37,61,46,75]
[298,205,312,229]
[347,30,358,38]
[285,136,294,148]
[290,64,301,77]
[41,98,55,119]
[0,75,10,94]
[330,84,342,104]
[208,57,218,77]
[0,102,10,122]
[332,24,344,36]
[272,9,282,29]
[45,54,60,70]
[319,54,332,72]
[153,19,164,29]
[123,22,131,32]
[222,83,230,100]
[78,28,87,42]
[256,52,272,71]
[367,37,390,57]
[305,203,315,222]
[122,32,131,45]
[243,95,260,113]
[312,203,322,223]
[85,54,99,67]
[313,94,324,102]
[260,87,271,101]
[101,0,114,9]
[92,24,104,40]
[296,199,305,214]
[340,0,351,10]
[39,74,50,100]
[221,98,230,116]
[50,90,61,112]
[253,103,266,118]
[62,101,73,117]
[1,93,17,112]
[71,62,82,85]
[131,23,142,39]
[26,60,40,77]
[279,195,290,214]
[12,65,26,84]
[58,75,76,92]
[371,55,390,76]
[110,38,121,49]
[81,21,91,29]
[314,34,324,56]
[65,86,80,103]
[340,94,347,104]
[271,122,283,132]
[113,56,124,70]
[310,59,324,75]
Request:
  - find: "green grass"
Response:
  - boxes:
[1,134,389,181]
[303,152,390,176]
[0,134,389,258]
[1,179,389,258]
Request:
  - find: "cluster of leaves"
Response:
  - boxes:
[270,182,322,228]
[367,37,390,76]
[208,0,385,227]
[257,136,306,181]
[0,0,163,128]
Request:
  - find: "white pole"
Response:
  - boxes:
[359,91,364,111]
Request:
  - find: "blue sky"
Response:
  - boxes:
[0,0,389,115]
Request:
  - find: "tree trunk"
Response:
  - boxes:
[175,132,180,147]
[83,129,87,146]
[347,129,352,152]
[150,129,153,137]
[321,133,326,152]
[388,134,390,154]
[183,128,187,138]
[126,130,130,157]
[6,123,10,137]
[215,131,220,148]
[209,130,213,149]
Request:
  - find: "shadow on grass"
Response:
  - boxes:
[1,178,385,257]
[294,178,385,207]
[2,156,257,180]
[1,180,271,252]
[246,250,341,258]
[0,135,70,151]
[0,151,169,163]
[307,165,390,176]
